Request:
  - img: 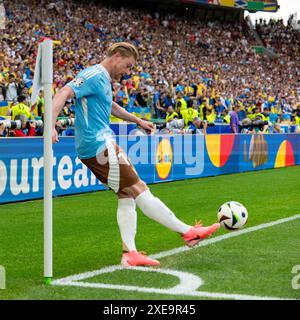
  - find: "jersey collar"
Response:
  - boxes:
[98,64,112,82]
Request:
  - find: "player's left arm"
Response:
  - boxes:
[111,101,154,133]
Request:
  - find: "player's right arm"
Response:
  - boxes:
[52,85,75,143]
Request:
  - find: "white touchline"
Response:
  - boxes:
[52,266,203,289]
[53,280,293,300]
[53,266,204,291]
[52,265,294,300]
[151,213,300,260]
[52,214,300,300]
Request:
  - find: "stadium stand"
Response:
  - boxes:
[0,0,299,136]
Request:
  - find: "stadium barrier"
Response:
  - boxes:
[0,133,299,204]
[111,122,298,135]
[1,120,298,135]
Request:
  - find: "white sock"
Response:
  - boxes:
[135,190,191,234]
[117,198,137,252]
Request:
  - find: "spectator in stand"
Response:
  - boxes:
[260,107,270,122]
[214,97,227,118]
[222,109,230,124]
[0,0,299,128]
[292,105,300,125]
[158,91,173,119]
[5,74,18,102]
[115,83,128,107]
[127,88,138,108]
[175,91,187,117]
[21,86,31,107]
[136,87,148,107]
[7,94,34,120]
[36,90,45,117]
[230,105,241,134]
[165,105,179,123]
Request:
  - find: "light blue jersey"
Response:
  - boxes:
[67,64,113,159]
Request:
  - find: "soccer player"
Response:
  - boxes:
[52,42,220,267]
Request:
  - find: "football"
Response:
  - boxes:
[217,201,248,230]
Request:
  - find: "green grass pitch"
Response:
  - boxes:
[0,166,299,300]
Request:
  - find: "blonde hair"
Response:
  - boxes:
[107,42,139,60]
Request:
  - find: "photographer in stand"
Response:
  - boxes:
[186,117,208,135]
[10,114,36,137]
[156,116,212,135]
[240,117,269,134]
[55,118,75,137]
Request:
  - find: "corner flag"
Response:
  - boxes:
[30,43,43,107]
[31,38,54,284]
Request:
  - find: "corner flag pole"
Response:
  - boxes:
[31,38,54,285]
[41,39,53,285]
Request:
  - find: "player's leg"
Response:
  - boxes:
[82,142,159,266]
[114,141,220,246]
[122,180,220,247]
[122,180,191,233]
[117,189,137,253]
[117,189,160,267]
[80,150,137,260]
[112,143,191,234]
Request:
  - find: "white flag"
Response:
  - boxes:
[30,43,43,107]
[0,2,5,30]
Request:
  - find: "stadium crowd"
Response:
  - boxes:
[0,0,299,137]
